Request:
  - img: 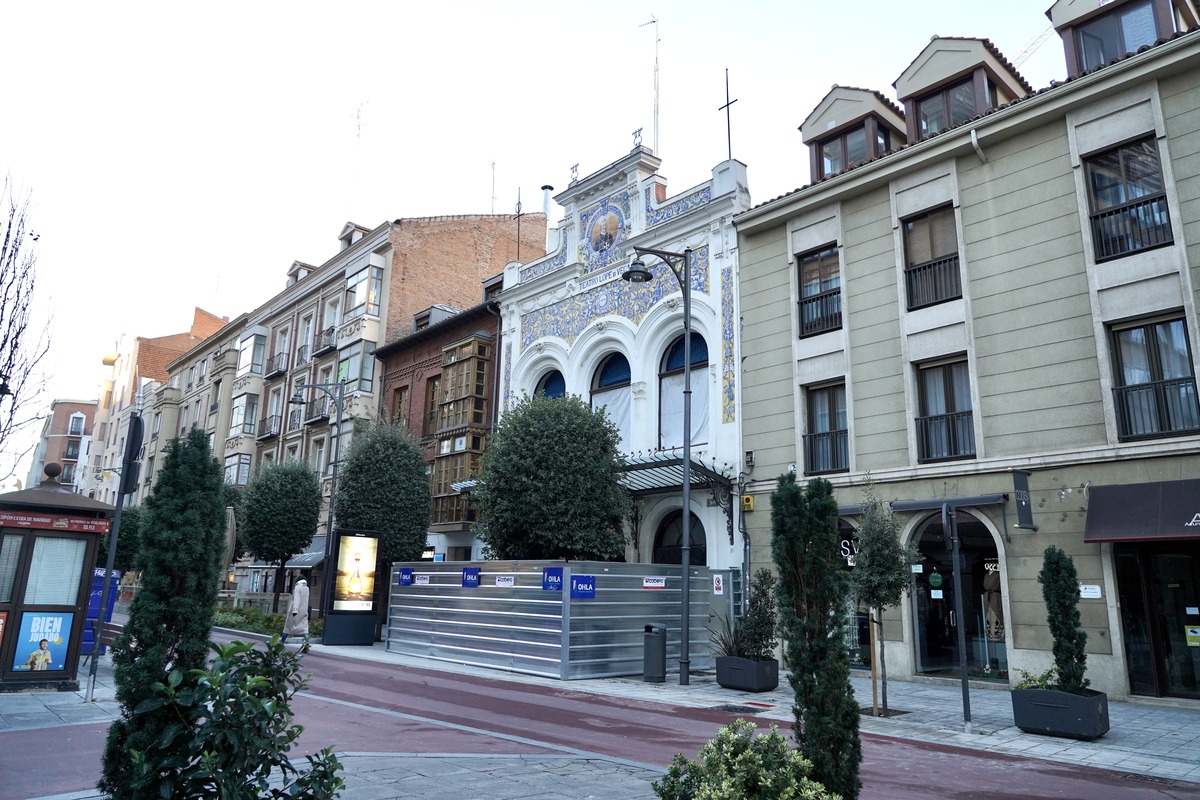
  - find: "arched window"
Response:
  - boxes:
[591,353,631,451]
[535,369,566,399]
[659,333,709,450]
[652,511,707,566]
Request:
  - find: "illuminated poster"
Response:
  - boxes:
[0,611,7,651]
[12,612,73,672]
[333,533,377,612]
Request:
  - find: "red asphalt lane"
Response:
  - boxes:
[3,644,1198,800]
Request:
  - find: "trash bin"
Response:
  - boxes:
[644,623,666,683]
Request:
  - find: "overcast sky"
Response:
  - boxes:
[1,1,1067,481]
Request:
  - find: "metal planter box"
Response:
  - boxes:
[1010,688,1110,740]
[715,656,779,693]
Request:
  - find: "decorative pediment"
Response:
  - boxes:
[801,86,905,145]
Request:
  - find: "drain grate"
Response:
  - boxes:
[1123,774,1177,786]
[710,704,770,714]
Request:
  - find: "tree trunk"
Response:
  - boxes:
[878,614,889,713]
[271,562,287,613]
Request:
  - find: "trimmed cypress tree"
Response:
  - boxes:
[241,460,322,612]
[771,474,861,800]
[1039,545,1090,694]
[334,419,430,629]
[99,428,227,798]
[474,393,630,560]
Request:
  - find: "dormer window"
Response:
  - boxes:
[817,122,894,179]
[916,78,994,139]
[1076,0,1158,72]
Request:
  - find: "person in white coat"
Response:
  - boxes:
[281,578,310,652]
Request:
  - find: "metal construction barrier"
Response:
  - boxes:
[387,560,713,680]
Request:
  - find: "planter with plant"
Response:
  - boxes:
[712,568,779,692]
[1010,545,1109,740]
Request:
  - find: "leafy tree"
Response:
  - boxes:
[241,460,322,612]
[0,177,51,478]
[850,480,916,714]
[125,638,343,798]
[98,502,142,573]
[771,474,861,800]
[100,429,227,798]
[334,419,429,628]
[654,719,837,800]
[1039,545,1090,694]
[474,393,630,560]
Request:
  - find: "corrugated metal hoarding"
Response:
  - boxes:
[387,560,714,680]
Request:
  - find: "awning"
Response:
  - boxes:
[248,535,327,569]
[616,451,733,496]
[889,494,1007,513]
[1083,479,1200,543]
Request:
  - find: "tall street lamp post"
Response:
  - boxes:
[289,379,346,620]
[622,245,694,686]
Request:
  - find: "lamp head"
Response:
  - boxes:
[288,390,305,406]
[621,256,654,284]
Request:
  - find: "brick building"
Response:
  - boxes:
[375,274,504,561]
[84,308,227,505]
[24,399,97,491]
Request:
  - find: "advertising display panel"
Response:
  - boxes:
[332,531,378,612]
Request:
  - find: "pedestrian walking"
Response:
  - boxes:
[280,578,310,653]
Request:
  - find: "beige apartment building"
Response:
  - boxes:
[158,215,544,594]
[736,0,1200,700]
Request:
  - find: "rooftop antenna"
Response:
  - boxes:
[640,15,659,154]
[718,69,738,162]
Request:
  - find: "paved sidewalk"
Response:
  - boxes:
[3,637,1199,799]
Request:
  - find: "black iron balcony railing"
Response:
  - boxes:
[905,254,961,310]
[304,395,331,424]
[313,327,337,355]
[1091,194,1172,262]
[1114,377,1200,441]
[798,288,842,338]
[916,410,975,462]
[264,352,289,378]
[287,407,303,433]
[294,344,311,367]
[256,414,282,440]
[803,429,849,474]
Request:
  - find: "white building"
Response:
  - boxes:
[498,147,752,570]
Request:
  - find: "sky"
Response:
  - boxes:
[0,0,1068,482]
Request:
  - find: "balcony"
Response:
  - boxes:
[1091,194,1172,262]
[798,289,842,338]
[287,407,303,433]
[1114,378,1200,441]
[294,344,311,367]
[916,411,975,462]
[803,429,849,474]
[256,414,282,440]
[313,327,337,356]
[304,395,331,424]
[265,352,289,378]
[905,254,961,311]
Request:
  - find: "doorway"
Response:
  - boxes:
[911,510,1007,680]
[1115,541,1200,698]
[652,511,707,566]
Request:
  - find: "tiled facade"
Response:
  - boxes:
[498,147,752,570]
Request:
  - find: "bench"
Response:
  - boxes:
[81,620,124,668]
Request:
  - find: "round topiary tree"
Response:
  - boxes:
[474,393,630,561]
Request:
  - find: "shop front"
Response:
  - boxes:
[1085,479,1200,699]
[0,471,114,691]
